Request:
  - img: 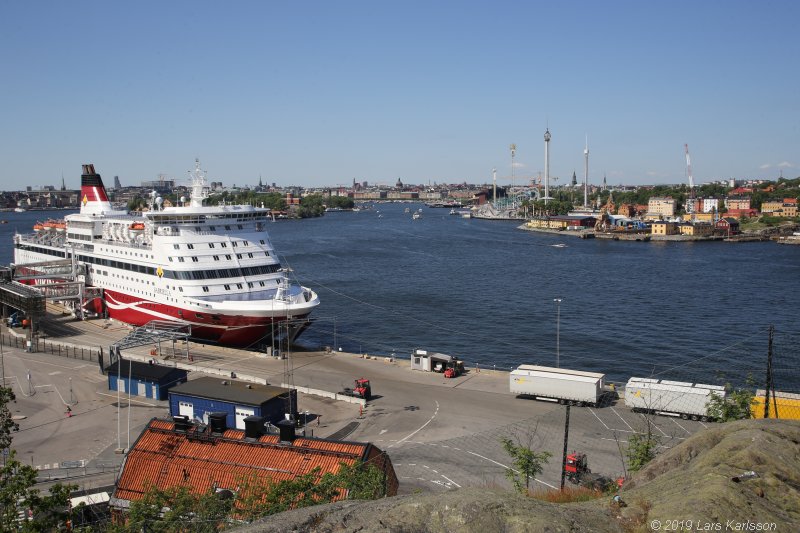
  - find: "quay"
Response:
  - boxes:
[4,303,712,496]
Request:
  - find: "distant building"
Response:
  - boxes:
[113,175,122,189]
[678,222,713,236]
[651,221,678,235]
[716,217,740,235]
[725,196,751,210]
[647,197,676,218]
[701,198,720,213]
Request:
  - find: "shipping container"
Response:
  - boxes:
[510,365,605,406]
[624,377,725,420]
[751,389,800,420]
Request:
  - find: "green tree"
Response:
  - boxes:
[626,427,660,473]
[707,386,755,422]
[500,426,552,493]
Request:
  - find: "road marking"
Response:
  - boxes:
[611,407,635,432]
[380,429,387,435]
[699,421,709,429]
[388,400,439,448]
[588,408,611,430]
[441,474,461,488]
[670,418,691,435]
[96,391,158,407]
[48,371,62,376]
[467,450,558,489]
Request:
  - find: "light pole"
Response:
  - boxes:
[303,410,309,436]
[553,298,562,367]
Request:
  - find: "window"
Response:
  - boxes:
[191,257,198,262]
[210,226,216,231]
[247,282,253,288]
[187,244,194,249]
[259,240,265,244]
[236,283,243,289]
[224,284,231,290]
[225,254,232,260]
[178,287,183,292]
[248,253,253,258]
[236,254,242,259]
[178,257,185,262]
[202,286,209,292]
[232,241,238,247]
[224,225,231,230]
[259,281,265,287]
[237,225,243,230]
[221,243,228,248]
[264,252,269,257]
[173,244,180,250]
[213,255,220,261]
[208,243,215,249]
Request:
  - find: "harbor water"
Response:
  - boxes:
[2,206,798,386]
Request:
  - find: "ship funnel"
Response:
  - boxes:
[80,164,114,215]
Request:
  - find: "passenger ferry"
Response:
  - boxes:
[13,160,320,347]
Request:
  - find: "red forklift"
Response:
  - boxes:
[341,378,372,401]
[565,452,624,491]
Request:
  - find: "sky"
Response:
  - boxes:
[1,1,798,190]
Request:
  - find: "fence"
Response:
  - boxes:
[0,332,102,363]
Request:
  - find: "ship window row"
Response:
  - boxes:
[67,232,92,242]
[170,240,261,250]
[163,264,281,280]
[75,254,281,280]
[15,244,66,258]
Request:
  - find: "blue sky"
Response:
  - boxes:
[1,1,798,190]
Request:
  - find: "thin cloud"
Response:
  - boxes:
[778,161,794,168]
[760,163,772,170]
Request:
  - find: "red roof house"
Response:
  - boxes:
[111,417,398,516]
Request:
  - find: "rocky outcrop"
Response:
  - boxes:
[237,420,800,532]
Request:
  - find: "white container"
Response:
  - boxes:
[510,365,605,406]
[624,377,725,420]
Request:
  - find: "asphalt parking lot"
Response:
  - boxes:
[3,309,711,494]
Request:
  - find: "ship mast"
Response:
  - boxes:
[188,159,210,208]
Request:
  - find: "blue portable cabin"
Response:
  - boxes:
[107,360,188,401]
[168,376,297,429]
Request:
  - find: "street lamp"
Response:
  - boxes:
[553,298,563,367]
[303,410,309,436]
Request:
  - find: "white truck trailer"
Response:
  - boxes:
[624,377,726,421]
[510,365,606,407]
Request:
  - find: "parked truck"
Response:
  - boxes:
[510,365,606,407]
[623,377,725,421]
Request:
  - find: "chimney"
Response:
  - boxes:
[173,415,191,433]
[208,412,227,434]
[244,416,266,439]
[277,419,296,443]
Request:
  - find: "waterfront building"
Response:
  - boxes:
[715,217,741,235]
[678,222,714,237]
[526,215,596,230]
[761,198,798,217]
[107,359,188,401]
[651,221,678,235]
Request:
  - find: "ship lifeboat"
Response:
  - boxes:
[52,222,66,233]
[129,222,145,231]
[33,223,44,232]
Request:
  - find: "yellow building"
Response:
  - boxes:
[679,223,714,236]
[651,221,678,235]
[686,212,715,223]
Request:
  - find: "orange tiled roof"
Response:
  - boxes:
[113,418,396,504]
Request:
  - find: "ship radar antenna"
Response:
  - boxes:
[188,159,210,208]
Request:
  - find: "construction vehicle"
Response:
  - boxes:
[564,452,623,491]
[443,360,465,378]
[341,378,371,401]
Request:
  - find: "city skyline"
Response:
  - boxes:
[1,1,798,190]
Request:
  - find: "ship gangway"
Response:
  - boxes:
[104,320,192,372]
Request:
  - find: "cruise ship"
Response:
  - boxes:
[13,161,320,347]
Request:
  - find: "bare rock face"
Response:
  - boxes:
[237,420,800,532]
[619,419,800,529]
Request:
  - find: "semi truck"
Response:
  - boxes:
[623,377,725,421]
[510,365,606,407]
